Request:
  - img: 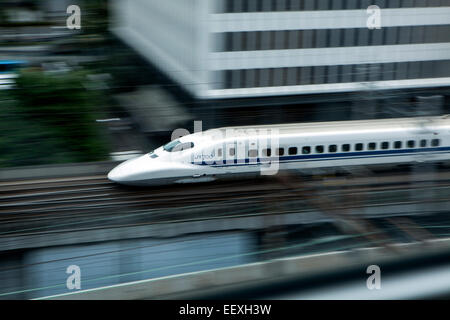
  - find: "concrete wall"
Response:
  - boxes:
[37,237,450,300]
[110,0,211,98]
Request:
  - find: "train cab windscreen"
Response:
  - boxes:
[163,140,181,152]
[163,140,194,152]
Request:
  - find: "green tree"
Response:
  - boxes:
[0,69,110,167]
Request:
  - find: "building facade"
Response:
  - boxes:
[111,0,450,100]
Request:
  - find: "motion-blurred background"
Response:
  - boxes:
[1,0,450,300]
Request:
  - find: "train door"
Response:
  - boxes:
[224,141,238,173]
[259,136,280,175]
[236,140,247,166]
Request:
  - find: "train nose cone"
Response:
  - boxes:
[108,155,151,184]
[108,159,136,183]
[107,166,125,183]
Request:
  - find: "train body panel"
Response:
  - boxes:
[108,116,450,186]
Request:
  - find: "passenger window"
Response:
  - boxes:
[420,140,427,148]
[316,145,324,153]
[381,142,389,150]
[394,141,402,149]
[342,144,350,152]
[218,148,222,157]
[368,142,377,150]
[302,146,311,154]
[355,143,363,151]
[432,139,440,147]
[407,140,415,148]
[276,148,285,156]
[329,145,337,153]
[248,149,258,157]
[229,147,235,156]
[288,147,298,155]
[262,148,271,157]
[163,139,181,152]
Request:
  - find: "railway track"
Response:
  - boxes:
[0,166,449,239]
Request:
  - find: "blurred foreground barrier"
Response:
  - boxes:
[37,238,450,300]
[0,161,119,181]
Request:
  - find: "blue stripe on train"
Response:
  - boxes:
[191,146,450,167]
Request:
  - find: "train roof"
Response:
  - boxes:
[209,115,450,136]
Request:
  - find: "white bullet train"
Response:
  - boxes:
[107,115,450,186]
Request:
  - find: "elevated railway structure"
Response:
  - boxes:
[0,164,449,252]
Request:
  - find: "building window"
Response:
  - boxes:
[219,24,450,53]
[219,0,450,13]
